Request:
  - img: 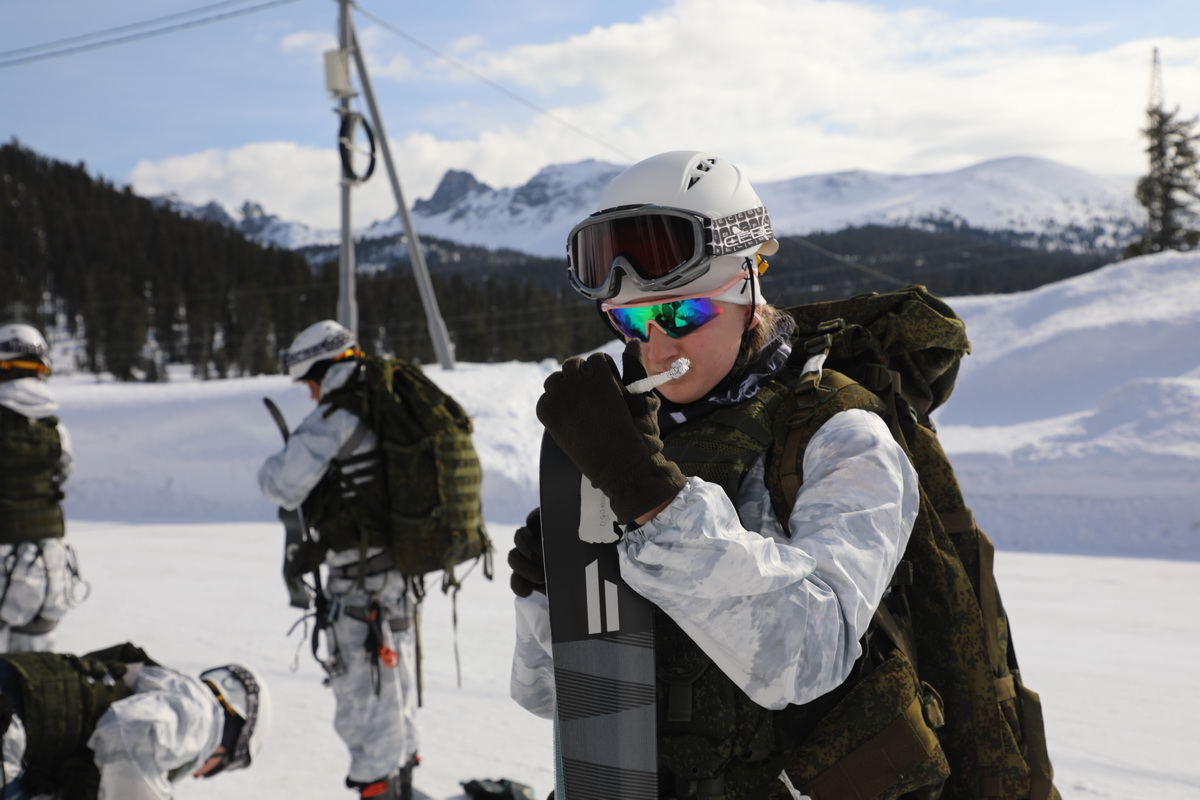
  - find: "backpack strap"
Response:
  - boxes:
[942,508,1058,800]
[764,360,890,534]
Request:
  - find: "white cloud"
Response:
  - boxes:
[130,143,347,228]
[445,0,1200,180]
[280,30,338,61]
[450,34,485,54]
[126,0,1200,228]
[126,134,569,231]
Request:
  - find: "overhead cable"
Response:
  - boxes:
[788,237,909,286]
[0,0,306,70]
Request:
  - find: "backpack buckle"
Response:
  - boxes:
[861,363,893,393]
[817,318,845,334]
[803,334,832,356]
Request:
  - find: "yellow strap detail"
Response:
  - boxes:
[0,359,49,375]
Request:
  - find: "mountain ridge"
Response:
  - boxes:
[156,155,1144,259]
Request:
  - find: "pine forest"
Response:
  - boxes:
[2,141,1114,380]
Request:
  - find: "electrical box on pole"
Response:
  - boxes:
[324,49,354,98]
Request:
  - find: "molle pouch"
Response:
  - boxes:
[777,648,950,800]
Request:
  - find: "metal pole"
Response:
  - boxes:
[349,24,456,370]
[336,0,358,337]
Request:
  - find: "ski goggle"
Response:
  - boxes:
[567,204,774,300]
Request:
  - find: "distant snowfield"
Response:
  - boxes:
[46,250,1200,798]
[934,250,1200,560]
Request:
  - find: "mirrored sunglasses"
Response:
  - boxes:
[606,296,725,343]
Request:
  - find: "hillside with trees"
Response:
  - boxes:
[3,140,1120,379]
[1,140,605,377]
[763,224,1111,303]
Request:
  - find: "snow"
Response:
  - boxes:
[46,250,1200,799]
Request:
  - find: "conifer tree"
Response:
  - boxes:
[1125,105,1200,257]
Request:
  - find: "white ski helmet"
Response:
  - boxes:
[567,150,778,307]
[280,320,359,381]
[199,663,272,773]
[0,323,51,371]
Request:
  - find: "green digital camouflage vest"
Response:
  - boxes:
[0,643,158,800]
[297,356,490,589]
[0,404,66,543]
[654,285,1059,800]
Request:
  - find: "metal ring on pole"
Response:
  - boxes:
[338,111,377,184]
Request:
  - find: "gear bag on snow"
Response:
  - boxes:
[460,777,536,800]
[659,285,1058,800]
[314,355,492,589]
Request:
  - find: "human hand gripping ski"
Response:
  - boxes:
[535,341,689,800]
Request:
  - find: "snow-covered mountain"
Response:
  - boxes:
[150,195,342,250]
[157,156,1143,258]
[756,156,1141,253]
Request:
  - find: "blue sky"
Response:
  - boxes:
[3,0,1199,229]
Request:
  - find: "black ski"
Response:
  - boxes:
[539,431,657,800]
[263,397,312,610]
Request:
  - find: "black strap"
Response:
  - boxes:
[327,550,396,581]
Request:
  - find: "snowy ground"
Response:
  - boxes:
[45,250,1200,799]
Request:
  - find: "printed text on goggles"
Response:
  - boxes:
[567,204,774,300]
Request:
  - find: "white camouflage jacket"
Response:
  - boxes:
[258,361,384,568]
[511,407,919,716]
[88,665,225,800]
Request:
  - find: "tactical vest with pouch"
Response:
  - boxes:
[0,405,66,543]
[0,643,158,800]
[659,369,950,800]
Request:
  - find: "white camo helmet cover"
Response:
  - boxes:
[597,151,778,306]
[0,323,51,367]
[199,663,272,771]
[280,320,357,380]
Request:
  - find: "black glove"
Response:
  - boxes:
[536,340,686,524]
[508,508,545,598]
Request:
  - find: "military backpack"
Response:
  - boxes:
[660,285,1058,800]
[317,355,493,590]
[777,286,1059,800]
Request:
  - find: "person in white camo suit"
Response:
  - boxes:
[509,151,921,799]
[0,643,269,800]
[258,321,419,800]
[0,323,87,653]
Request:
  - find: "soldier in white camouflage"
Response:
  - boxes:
[0,642,269,800]
[0,323,87,653]
[258,320,419,800]
[509,151,929,799]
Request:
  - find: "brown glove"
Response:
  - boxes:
[508,508,545,598]
[536,340,686,524]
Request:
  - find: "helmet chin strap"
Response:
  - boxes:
[733,257,759,370]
